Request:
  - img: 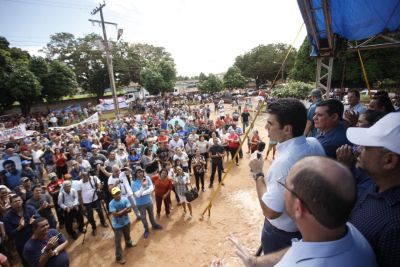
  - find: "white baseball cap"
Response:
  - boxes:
[347,112,400,154]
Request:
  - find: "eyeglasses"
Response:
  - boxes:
[277,181,313,214]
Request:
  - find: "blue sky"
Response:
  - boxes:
[0,0,306,76]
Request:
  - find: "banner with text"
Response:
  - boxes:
[49,112,99,131]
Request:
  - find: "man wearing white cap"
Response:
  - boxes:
[347,112,400,267]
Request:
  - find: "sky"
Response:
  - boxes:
[0,0,307,77]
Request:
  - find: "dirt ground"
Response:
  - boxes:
[56,104,272,267]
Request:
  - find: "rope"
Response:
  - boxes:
[356,44,372,97]
[200,22,305,219]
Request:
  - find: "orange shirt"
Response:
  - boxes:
[151,175,173,197]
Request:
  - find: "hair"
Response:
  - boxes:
[348,89,360,99]
[159,168,168,176]
[371,95,395,114]
[362,109,385,126]
[31,217,46,231]
[316,99,344,119]
[2,160,15,169]
[267,98,307,137]
[291,168,355,229]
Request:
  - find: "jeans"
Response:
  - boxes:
[155,194,171,216]
[137,202,157,232]
[210,160,223,186]
[194,171,205,190]
[113,223,132,261]
[261,219,301,254]
[125,195,141,220]
[229,147,239,164]
[84,199,106,230]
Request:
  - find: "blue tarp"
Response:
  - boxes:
[298,0,400,54]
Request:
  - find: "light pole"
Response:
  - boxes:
[273,61,284,82]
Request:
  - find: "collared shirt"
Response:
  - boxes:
[348,102,367,114]
[131,176,154,206]
[275,223,377,267]
[262,136,325,232]
[350,184,400,267]
[316,123,350,159]
[58,189,79,209]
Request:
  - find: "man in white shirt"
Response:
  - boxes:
[250,98,325,254]
[77,172,108,236]
[168,133,184,152]
[58,180,84,239]
[31,144,44,181]
[108,165,141,221]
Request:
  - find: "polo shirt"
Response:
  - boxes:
[276,223,377,267]
[262,136,325,232]
[5,170,22,191]
[350,184,400,267]
[4,206,38,249]
[109,196,131,229]
[316,123,349,159]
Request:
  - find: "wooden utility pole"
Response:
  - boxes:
[90,2,120,119]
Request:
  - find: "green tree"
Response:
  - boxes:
[0,49,15,113]
[139,59,177,95]
[29,56,49,83]
[199,74,223,93]
[42,60,77,103]
[8,62,41,115]
[271,81,313,99]
[234,43,297,86]
[223,66,246,89]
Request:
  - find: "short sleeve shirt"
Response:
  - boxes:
[109,197,131,229]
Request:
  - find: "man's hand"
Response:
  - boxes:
[336,144,355,168]
[344,110,359,127]
[228,234,257,267]
[18,217,25,229]
[249,157,263,174]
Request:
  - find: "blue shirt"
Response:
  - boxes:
[23,228,69,267]
[275,223,377,267]
[109,197,131,229]
[350,184,400,267]
[307,100,321,137]
[4,206,38,249]
[5,170,22,191]
[131,177,153,206]
[316,123,350,159]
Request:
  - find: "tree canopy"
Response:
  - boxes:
[223,66,246,89]
[198,73,223,93]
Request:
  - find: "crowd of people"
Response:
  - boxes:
[0,88,398,266]
[0,94,260,266]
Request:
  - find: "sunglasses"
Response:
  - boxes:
[277,181,313,214]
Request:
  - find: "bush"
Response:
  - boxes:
[271,81,314,99]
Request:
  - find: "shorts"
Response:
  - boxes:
[177,194,188,204]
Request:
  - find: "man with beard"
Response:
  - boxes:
[347,112,400,267]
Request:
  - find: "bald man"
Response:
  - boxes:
[230,156,377,267]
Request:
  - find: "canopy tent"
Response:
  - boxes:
[297,0,400,92]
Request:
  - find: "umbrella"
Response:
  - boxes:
[168,117,185,129]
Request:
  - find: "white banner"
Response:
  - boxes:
[99,97,128,111]
[0,125,26,143]
[0,156,22,171]
[49,112,99,131]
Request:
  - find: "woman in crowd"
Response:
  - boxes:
[152,169,173,218]
[172,167,192,219]
[54,148,68,178]
[173,148,189,173]
[196,135,209,170]
[192,149,206,192]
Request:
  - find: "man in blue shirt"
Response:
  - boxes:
[314,99,350,158]
[347,112,400,267]
[304,88,322,137]
[231,156,377,267]
[109,187,134,265]
[131,167,162,239]
[23,217,69,267]
[3,159,22,191]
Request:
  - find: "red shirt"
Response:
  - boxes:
[151,175,173,197]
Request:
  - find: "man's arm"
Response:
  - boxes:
[229,235,288,267]
[255,175,281,220]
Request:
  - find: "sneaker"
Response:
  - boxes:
[92,229,97,236]
[152,224,163,230]
[144,230,149,239]
[126,242,136,248]
[116,259,126,265]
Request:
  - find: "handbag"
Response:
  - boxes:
[184,185,199,202]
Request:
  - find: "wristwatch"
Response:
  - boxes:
[254,173,264,181]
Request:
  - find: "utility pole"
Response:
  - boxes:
[90,2,120,119]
